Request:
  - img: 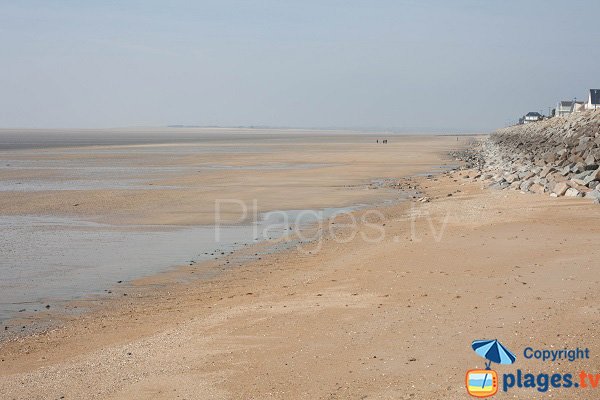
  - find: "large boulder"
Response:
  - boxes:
[520,180,534,192]
[553,182,570,196]
[529,183,545,194]
[585,190,600,200]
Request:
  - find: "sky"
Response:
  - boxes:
[0,0,599,132]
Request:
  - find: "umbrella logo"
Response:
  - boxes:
[466,339,516,398]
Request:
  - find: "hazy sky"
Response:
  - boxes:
[1,1,599,132]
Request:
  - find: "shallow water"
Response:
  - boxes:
[0,131,452,324]
[0,204,364,321]
[0,158,333,192]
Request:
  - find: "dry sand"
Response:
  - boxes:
[1,133,599,399]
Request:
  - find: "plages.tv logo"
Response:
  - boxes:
[466,339,516,398]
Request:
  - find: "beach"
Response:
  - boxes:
[1,130,599,399]
[0,130,455,322]
[3,1,599,398]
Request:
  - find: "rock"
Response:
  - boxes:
[585,154,597,165]
[529,183,545,194]
[586,168,600,182]
[574,170,593,180]
[520,180,534,192]
[585,190,600,200]
[522,171,536,180]
[490,181,509,190]
[565,188,580,197]
[571,163,586,173]
[539,166,556,178]
[550,172,567,182]
[553,182,570,196]
[505,174,519,183]
[450,110,600,201]
[509,181,521,189]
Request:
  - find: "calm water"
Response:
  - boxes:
[0,204,367,321]
[0,129,431,323]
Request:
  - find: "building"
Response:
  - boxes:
[523,112,543,124]
[585,89,600,110]
[556,100,585,116]
[557,101,575,116]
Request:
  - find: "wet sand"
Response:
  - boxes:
[3,132,598,399]
[0,129,454,225]
[0,131,456,323]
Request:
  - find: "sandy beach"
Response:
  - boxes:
[3,1,599,398]
[0,130,457,321]
[1,131,599,399]
[0,129,455,226]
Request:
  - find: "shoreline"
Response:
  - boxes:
[0,169,431,341]
[3,157,600,398]
[0,133,461,338]
[8,131,600,398]
[0,132,456,340]
[0,199,372,335]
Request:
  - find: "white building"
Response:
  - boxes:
[523,112,543,124]
[557,101,574,116]
[585,89,600,110]
[556,100,585,116]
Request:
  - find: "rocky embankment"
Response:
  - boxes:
[452,110,600,201]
